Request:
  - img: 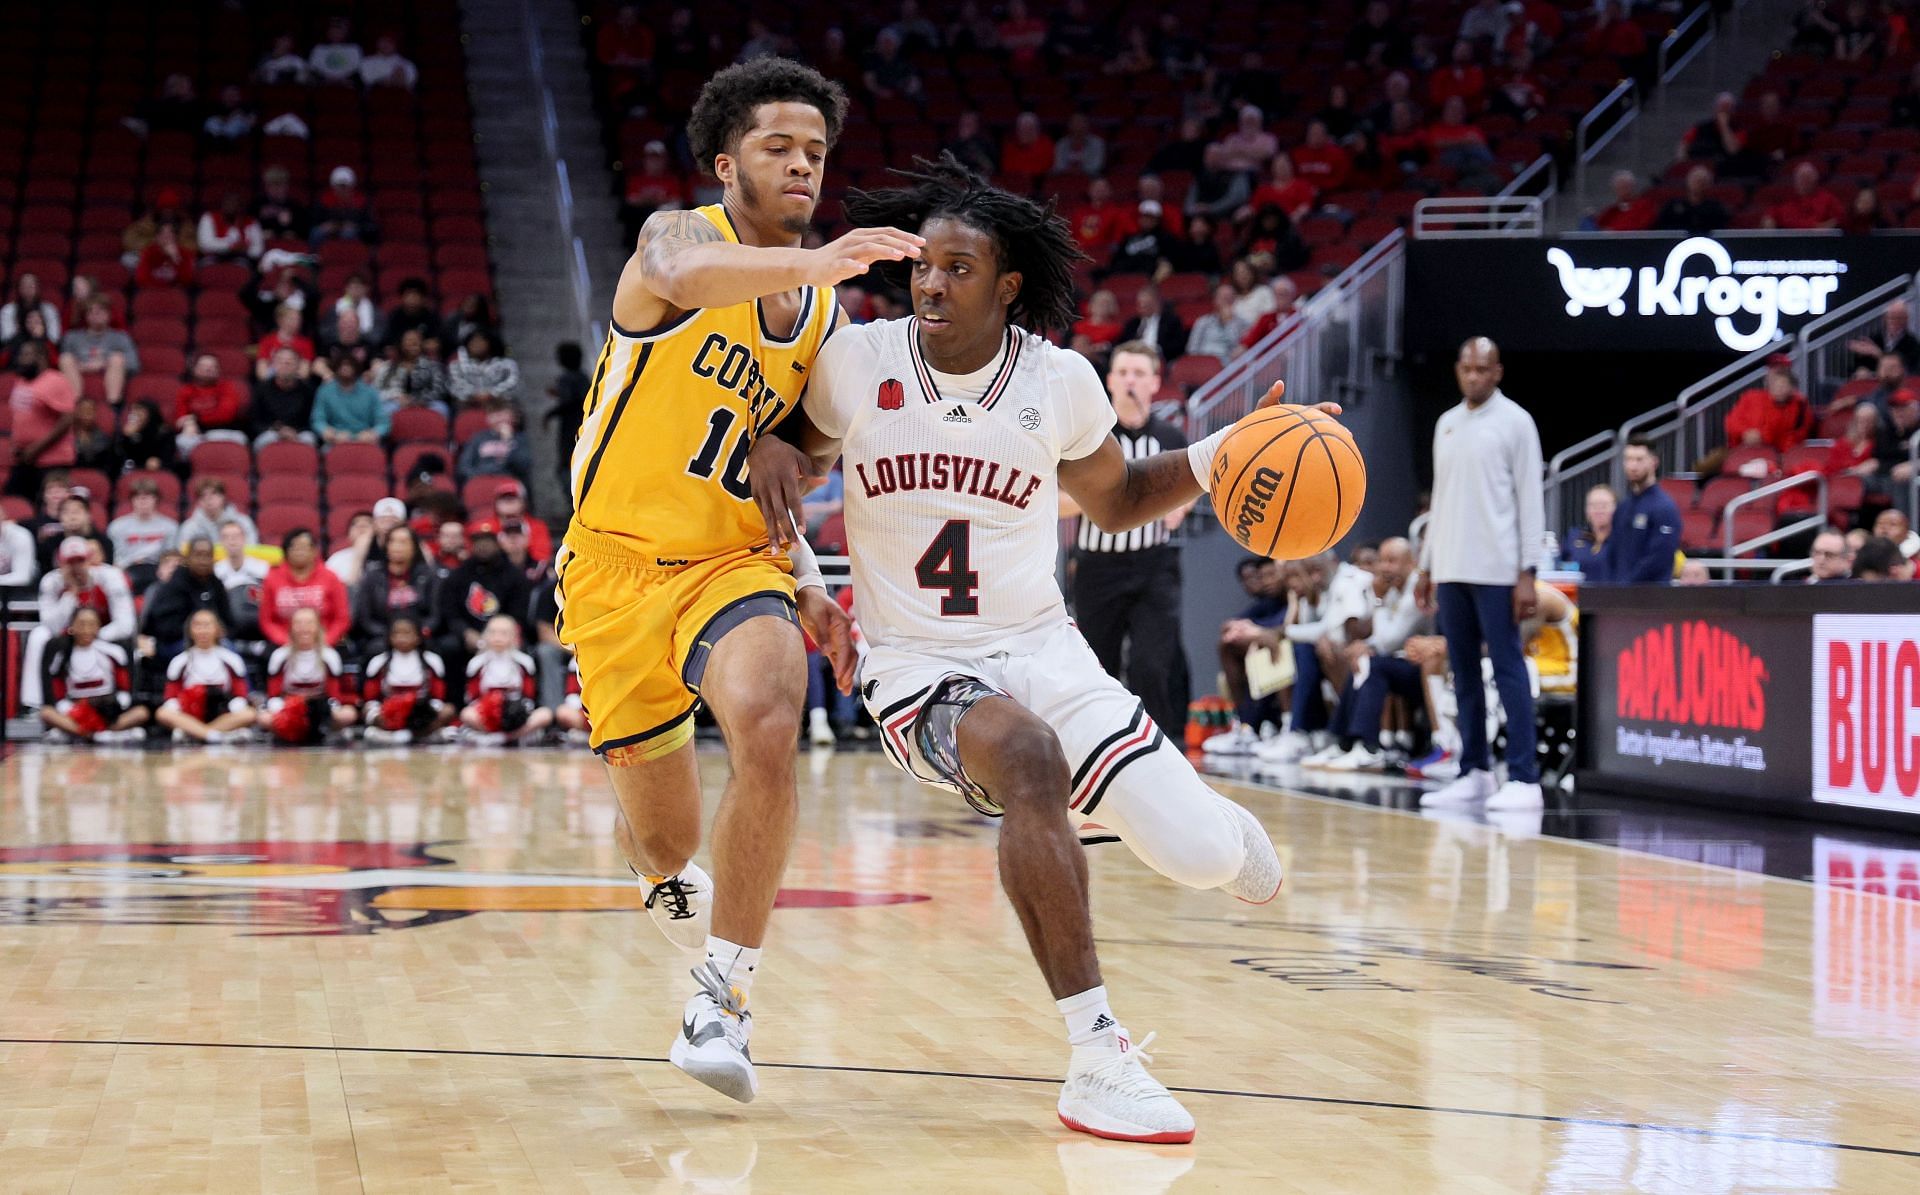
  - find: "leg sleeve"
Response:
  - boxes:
[1077,738,1247,891]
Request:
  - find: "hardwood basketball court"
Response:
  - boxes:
[2,743,1917,1192]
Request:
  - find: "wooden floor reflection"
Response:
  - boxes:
[1,744,1917,1193]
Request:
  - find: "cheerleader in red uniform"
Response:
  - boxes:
[39,606,150,743]
[156,609,257,743]
[554,654,589,743]
[360,615,454,744]
[265,607,360,744]
[458,614,553,745]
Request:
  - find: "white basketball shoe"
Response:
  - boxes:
[639,861,712,953]
[669,962,757,1103]
[1058,1028,1195,1144]
[1217,799,1283,904]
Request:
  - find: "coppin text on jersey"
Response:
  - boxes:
[853,452,1044,510]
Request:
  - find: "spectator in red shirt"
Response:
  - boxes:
[1429,40,1486,111]
[1767,162,1846,230]
[1426,97,1493,171]
[1379,102,1430,173]
[260,529,351,647]
[1826,404,1886,480]
[1744,92,1799,168]
[1238,276,1301,351]
[8,342,78,483]
[1724,355,1813,456]
[596,4,654,68]
[1844,187,1889,235]
[1593,170,1660,231]
[254,303,316,380]
[996,0,1048,68]
[1001,112,1055,177]
[135,222,195,290]
[1071,290,1126,360]
[1069,178,1133,254]
[1587,0,1648,64]
[1245,154,1316,223]
[620,140,689,242]
[1290,121,1352,192]
[174,354,250,456]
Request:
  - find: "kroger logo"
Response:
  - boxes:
[1546,237,1846,352]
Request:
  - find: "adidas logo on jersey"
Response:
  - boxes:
[942,405,972,424]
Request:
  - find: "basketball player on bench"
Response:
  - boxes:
[749,155,1340,1143]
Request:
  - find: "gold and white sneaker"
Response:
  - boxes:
[669,962,757,1103]
[639,861,712,953]
[1057,1029,1195,1144]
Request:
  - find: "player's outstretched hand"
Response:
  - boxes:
[806,227,925,288]
[796,588,858,694]
[747,435,820,550]
[1254,379,1343,418]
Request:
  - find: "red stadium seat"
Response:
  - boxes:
[256,503,317,545]
[193,473,250,511]
[391,441,452,484]
[1828,474,1867,513]
[189,441,251,478]
[257,475,320,508]
[461,476,521,513]
[324,442,388,478]
[1169,355,1225,393]
[115,469,183,513]
[1697,476,1751,516]
[389,407,450,445]
[325,474,391,513]
[256,439,321,478]
[452,406,491,444]
[1782,444,1828,476]
[1658,476,1696,509]
[1720,444,1778,477]
[1679,509,1718,551]
[1725,508,1774,555]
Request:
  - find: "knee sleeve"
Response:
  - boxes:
[1085,744,1245,890]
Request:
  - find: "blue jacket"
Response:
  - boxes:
[1595,483,1681,583]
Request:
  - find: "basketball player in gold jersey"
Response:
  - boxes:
[555,58,917,1103]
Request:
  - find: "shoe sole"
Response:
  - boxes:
[1225,804,1283,906]
[669,1036,758,1103]
[1058,1110,1194,1145]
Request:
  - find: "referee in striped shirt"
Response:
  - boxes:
[1063,341,1193,737]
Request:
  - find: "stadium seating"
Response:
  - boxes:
[0,3,531,552]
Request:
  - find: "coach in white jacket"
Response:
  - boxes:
[1414,337,1545,810]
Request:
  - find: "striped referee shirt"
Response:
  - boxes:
[1075,416,1188,554]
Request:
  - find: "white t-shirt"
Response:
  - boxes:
[806,318,1114,654]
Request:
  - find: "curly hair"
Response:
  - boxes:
[843,153,1087,333]
[686,57,849,174]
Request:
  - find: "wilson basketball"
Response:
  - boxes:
[1208,406,1366,559]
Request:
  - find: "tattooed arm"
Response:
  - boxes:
[614,209,924,330]
[1058,439,1207,534]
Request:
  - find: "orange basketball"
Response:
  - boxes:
[1208,406,1366,559]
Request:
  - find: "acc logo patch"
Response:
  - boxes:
[1019,407,1042,430]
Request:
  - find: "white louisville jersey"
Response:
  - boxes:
[805,317,1115,654]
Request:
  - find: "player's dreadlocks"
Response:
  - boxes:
[687,57,849,174]
[844,153,1087,333]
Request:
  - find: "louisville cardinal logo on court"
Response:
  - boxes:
[878,378,904,410]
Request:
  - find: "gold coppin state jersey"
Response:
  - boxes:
[569,204,836,562]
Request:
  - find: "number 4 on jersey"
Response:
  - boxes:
[915,519,979,616]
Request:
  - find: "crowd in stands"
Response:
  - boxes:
[1589,1,1920,233]
[587,0,1683,407]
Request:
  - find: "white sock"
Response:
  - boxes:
[704,936,762,999]
[1057,985,1116,1046]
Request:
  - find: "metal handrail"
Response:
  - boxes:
[1722,470,1826,558]
[1574,80,1636,199]
[1543,430,1616,539]
[1769,559,1814,582]
[1412,196,1544,238]
[1186,229,1405,438]
[1616,337,1786,486]
[1795,272,1920,399]
[1502,154,1557,203]
[1658,4,1716,84]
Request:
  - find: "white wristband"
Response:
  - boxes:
[1187,427,1231,490]
[787,532,827,594]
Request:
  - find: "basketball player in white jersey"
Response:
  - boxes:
[750,155,1340,1144]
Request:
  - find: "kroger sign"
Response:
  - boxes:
[1547,237,1845,352]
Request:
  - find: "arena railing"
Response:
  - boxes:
[1657,4,1717,85]
[1573,80,1638,202]
[1796,272,1920,402]
[1410,196,1545,238]
[1544,430,1618,546]
[1721,470,1827,559]
[1614,338,1785,488]
[1185,229,1406,443]
[526,2,598,346]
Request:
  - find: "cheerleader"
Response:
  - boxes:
[156,609,257,743]
[459,614,553,745]
[360,615,453,744]
[265,607,359,744]
[554,654,589,744]
[39,606,149,743]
